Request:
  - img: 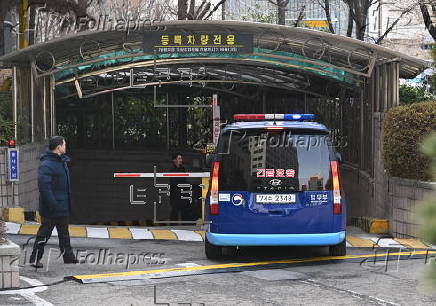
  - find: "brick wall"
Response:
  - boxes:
[389,177,436,238]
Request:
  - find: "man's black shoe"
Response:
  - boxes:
[31,262,43,268]
[64,257,78,264]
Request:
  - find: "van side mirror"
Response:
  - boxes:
[336,152,343,165]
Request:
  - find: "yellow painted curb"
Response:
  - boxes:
[69,226,87,238]
[3,208,25,224]
[149,230,177,240]
[108,227,132,239]
[394,238,429,249]
[35,211,41,224]
[19,224,39,235]
[369,219,389,234]
[346,236,377,248]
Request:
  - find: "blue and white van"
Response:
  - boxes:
[204,114,346,259]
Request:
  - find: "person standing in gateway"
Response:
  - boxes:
[169,153,191,222]
[30,136,77,268]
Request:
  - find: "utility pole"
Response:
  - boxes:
[222,0,226,20]
[18,0,29,49]
[378,0,383,38]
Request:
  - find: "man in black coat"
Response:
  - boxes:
[169,153,191,222]
[29,136,77,268]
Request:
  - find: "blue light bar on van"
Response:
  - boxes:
[233,114,315,121]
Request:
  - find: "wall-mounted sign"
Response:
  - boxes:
[303,20,330,28]
[144,33,253,54]
[7,148,19,181]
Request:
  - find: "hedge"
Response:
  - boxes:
[384,101,436,181]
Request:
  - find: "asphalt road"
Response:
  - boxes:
[1,235,436,306]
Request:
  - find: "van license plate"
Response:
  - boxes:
[256,194,296,204]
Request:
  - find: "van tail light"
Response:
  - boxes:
[331,161,342,215]
[210,161,220,215]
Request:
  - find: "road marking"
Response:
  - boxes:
[176,263,202,267]
[86,227,109,239]
[0,276,54,306]
[72,250,436,282]
[346,236,377,248]
[18,224,39,235]
[68,226,87,237]
[301,279,400,306]
[149,230,177,240]
[370,238,403,248]
[394,238,429,249]
[129,228,154,239]
[172,230,203,241]
[5,222,21,234]
[107,227,132,239]
[51,228,58,236]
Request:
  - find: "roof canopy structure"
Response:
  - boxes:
[0,20,428,99]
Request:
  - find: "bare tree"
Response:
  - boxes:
[374,2,417,44]
[175,0,226,20]
[326,0,418,43]
[341,0,376,40]
[266,0,290,25]
[0,0,15,55]
[317,0,336,33]
[420,0,436,40]
[294,4,306,27]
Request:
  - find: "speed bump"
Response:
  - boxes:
[70,250,436,284]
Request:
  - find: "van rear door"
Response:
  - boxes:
[213,128,334,235]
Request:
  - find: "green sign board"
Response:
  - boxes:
[144,33,253,54]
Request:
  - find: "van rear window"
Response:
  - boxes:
[217,129,333,193]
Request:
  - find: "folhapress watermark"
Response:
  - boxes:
[15,240,166,271]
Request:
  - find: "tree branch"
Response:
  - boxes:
[294,5,306,27]
[204,0,227,20]
[376,4,415,44]
[420,2,436,41]
[324,0,335,34]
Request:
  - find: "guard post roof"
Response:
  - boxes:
[0,20,428,99]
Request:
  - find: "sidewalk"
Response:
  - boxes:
[4,222,433,249]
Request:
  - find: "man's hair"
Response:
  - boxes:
[172,152,182,160]
[49,136,65,151]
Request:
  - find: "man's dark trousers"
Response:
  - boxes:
[30,216,75,263]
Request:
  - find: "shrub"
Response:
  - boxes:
[417,133,436,285]
[384,101,436,181]
[0,116,14,146]
[399,85,435,105]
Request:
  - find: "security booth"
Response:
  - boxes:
[0,21,427,225]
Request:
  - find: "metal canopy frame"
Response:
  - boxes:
[0,20,427,99]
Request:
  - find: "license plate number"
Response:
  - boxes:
[256,194,296,204]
